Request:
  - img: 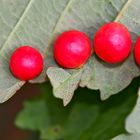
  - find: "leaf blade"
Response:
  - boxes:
[47,67,83,106]
[1,0,140,104]
[112,133,140,140]
[125,88,140,133]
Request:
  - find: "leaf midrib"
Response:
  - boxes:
[0,0,34,60]
[46,0,133,58]
[45,0,74,56]
[114,0,133,22]
[53,69,83,94]
[50,0,133,47]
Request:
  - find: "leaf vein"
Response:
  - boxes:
[115,0,133,22]
[0,0,34,60]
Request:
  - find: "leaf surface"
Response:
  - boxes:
[125,88,140,133]
[112,133,140,140]
[46,0,140,103]
[47,67,83,106]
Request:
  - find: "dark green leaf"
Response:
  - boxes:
[16,79,140,139]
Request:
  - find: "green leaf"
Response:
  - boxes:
[80,54,139,100]
[125,88,140,134]
[47,67,83,106]
[81,0,140,100]
[16,81,139,140]
[0,0,30,48]
[15,100,50,131]
[46,0,140,104]
[112,133,140,140]
[1,0,140,104]
[111,87,140,140]
[0,49,25,103]
[0,0,29,102]
[0,0,70,102]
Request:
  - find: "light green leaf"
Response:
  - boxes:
[0,0,30,102]
[0,0,30,48]
[47,67,83,106]
[112,133,140,140]
[79,0,140,100]
[112,88,140,140]
[0,0,70,102]
[125,88,140,133]
[80,54,139,100]
[46,0,140,103]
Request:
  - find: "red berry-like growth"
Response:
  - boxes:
[10,46,43,80]
[94,22,132,64]
[134,37,140,65]
[54,30,92,68]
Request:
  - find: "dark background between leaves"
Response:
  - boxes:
[0,83,40,140]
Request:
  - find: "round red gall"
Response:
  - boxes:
[53,30,92,68]
[94,22,132,64]
[10,46,43,80]
[134,37,140,65]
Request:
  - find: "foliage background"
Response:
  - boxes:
[15,76,140,140]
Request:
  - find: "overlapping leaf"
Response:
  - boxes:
[0,0,70,102]
[112,88,140,139]
[125,88,140,133]
[47,68,83,106]
[0,0,140,104]
[47,0,140,104]
[112,133,140,140]
[16,83,137,140]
